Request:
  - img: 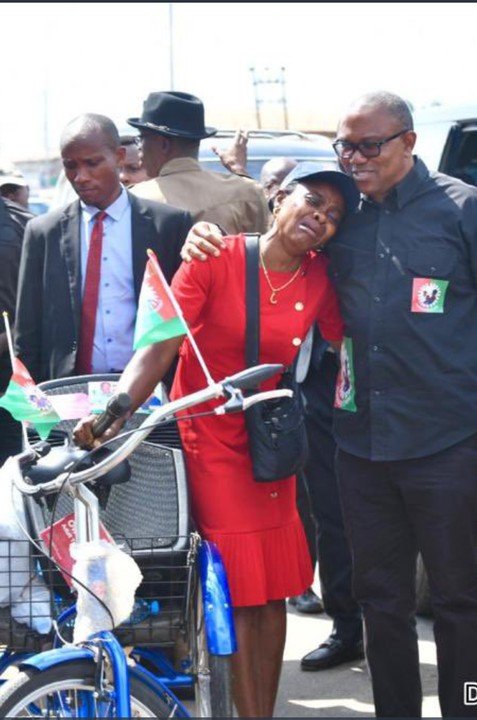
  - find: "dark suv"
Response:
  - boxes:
[414,103,477,184]
[199,129,338,179]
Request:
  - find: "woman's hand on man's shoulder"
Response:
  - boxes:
[180,222,227,262]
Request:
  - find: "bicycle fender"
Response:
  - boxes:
[19,645,95,672]
[199,540,237,655]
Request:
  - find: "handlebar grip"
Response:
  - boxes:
[225,364,283,390]
[91,393,132,438]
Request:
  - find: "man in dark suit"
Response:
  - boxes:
[0,196,29,463]
[14,114,192,382]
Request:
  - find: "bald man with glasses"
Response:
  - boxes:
[329,91,477,719]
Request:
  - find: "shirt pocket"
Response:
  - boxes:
[405,244,457,279]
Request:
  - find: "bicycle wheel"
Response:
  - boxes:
[193,584,234,717]
[0,659,178,718]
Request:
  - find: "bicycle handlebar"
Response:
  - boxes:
[10,363,286,497]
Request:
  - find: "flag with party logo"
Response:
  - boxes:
[334,337,357,412]
[133,249,188,350]
[411,278,449,314]
[0,358,61,439]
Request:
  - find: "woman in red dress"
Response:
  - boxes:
[75,164,359,717]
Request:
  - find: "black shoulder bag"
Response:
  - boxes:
[244,235,309,482]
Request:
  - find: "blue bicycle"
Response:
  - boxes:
[0,363,285,717]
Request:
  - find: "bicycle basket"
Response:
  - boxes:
[0,534,199,651]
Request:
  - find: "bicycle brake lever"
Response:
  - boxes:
[214,383,245,415]
[242,389,292,410]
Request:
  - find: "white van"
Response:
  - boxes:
[414,103,477,183]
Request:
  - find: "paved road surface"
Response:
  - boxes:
[275,603,438,717]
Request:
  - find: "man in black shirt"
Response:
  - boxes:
[330,91,477,718]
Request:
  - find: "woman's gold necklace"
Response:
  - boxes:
[259,253,302,305]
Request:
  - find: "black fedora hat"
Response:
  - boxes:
[128,91,217,140]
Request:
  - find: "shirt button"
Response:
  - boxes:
[372,345,379,351]
[270,491,279,499]
[106,310,111,314]
[430,266,436,273]
[107,338,112,343]
[103,256,108,261]
[105,283,110,287]
[384,209,391,215]
[374,390,381,396]
[292,337,302,347]
[378,253,385,259]
[373,296,381,303]
[295,302,304,311]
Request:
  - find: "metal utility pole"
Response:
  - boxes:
[249,66,289,129]
[43,68,49,158]
[168,3,175,89]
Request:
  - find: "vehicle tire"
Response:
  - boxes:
[416,553,433,617]
[0,658,179,718]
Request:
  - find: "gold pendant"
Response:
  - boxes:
[270,291,278,304]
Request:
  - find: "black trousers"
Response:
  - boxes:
[297,351,362,644]
[337,435,477,718]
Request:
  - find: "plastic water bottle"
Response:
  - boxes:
[127,598,160,624]
[88,555,107,601]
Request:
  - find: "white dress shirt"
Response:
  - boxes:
[80,187,136,373]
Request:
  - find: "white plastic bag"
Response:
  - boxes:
[0,460,52,633]
[71,539,143,644]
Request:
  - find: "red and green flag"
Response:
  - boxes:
[334,337,357,413]
[0,358,61,439]
[133,249,188,350]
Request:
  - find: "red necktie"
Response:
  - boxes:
[76,211,107,374]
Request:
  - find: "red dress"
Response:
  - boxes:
[171,235,343,606]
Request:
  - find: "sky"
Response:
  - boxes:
[1,2,477,162]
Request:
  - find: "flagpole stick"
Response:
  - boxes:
[147,250,215,387]
[2,312,30,449]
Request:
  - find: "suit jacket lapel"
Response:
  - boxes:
[130,192,151,302]
[59,200,82,338]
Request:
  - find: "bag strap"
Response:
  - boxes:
[245,234,261,369]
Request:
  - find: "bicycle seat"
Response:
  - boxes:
[25,444,131,488]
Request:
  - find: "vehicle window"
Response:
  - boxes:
[28,201,50,215]
[451,130,477,185]
[414,121,454,171]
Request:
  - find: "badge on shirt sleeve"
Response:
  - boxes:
[334,337,357,412]
[411,278,449,313]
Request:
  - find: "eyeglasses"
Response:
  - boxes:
[332,129,410,160]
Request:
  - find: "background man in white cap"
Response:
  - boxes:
[0,174,30,211]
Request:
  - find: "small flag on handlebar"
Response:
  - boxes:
[0,358,61,440]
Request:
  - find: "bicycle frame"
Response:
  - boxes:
[1,364,285,717]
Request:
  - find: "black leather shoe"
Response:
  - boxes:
[301,636,364,671]
[288,588,324,614]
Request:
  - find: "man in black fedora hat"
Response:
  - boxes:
[128,91,269,234]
